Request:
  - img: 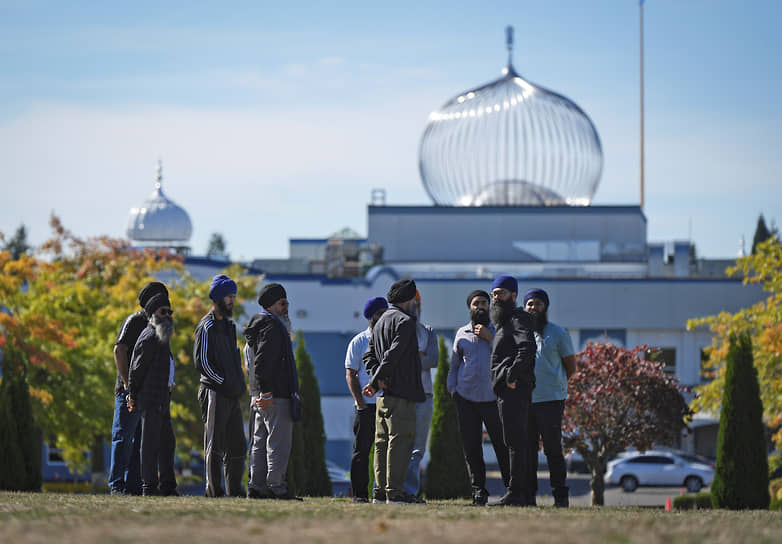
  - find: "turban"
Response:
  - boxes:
[258,283,287,309]
[466,289,490,308]
[144,292,171,316]
[363,297,388,320]
[491,275,518,294]
[387,279,417,304]
[138,281,168,309]
[523,288,550,309]
[209,274,237,301]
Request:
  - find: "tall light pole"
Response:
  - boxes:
[640,0,645,210]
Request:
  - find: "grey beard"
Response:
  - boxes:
[151,315,174,343]
[279,314,292,333]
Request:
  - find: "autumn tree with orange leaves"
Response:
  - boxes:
[562,341,692,506]
[0,216,257,479]
[688,237,782,448]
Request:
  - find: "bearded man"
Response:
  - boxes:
[194,274,248,498]
[127,291,179,496]
[489,275,536,506]
[523,288,576,508]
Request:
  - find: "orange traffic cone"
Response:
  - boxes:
[665,496,673,511]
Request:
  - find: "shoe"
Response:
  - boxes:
[372,489,386,504]
[141,489,159,497]
[160,489,181,497]
[386,492,424,505]
[109,489,124,496]
[472,488,489,506]
[247,487,270,500]
[269,490,303,501]
[352,496,370,503]
[491,492,526,507]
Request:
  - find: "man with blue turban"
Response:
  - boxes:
[194,274,248,497]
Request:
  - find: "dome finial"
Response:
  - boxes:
[155,159,163,190]
[505,25,514,71]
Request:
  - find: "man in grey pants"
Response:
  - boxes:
[243,283,302,501]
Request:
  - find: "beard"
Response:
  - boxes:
[529,309,548,333]
[272,309,292,333]
[216,298,233,318]
[150,314,174,343]
[490,299,516,327]
[470,308,490,327]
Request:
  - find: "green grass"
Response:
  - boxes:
[1,492,782,543]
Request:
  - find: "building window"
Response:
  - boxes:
[648,347,676,376]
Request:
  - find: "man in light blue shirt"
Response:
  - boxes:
[345,296,388,502]
[523,288,576,508]
[447,290,510,506]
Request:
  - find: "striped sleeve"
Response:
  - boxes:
[196,319,224,384]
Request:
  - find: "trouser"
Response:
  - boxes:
[350,404,376,499]
[198,385,247,497]
[248,397,293,495]
[139,399,177,495]
[108,390,142,494]
[374,395,417,500]
[404,393,434,495]
[527,400,568,502]
[497,384,533,501]
[454,392,511,492]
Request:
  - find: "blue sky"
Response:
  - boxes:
[1,0,779,260]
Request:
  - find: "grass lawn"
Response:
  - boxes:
[1,492,781,544]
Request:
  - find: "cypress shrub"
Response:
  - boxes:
[711,333,770,509]
[287,331,332,496]
[423,336,470,499]
[0,379,26,490]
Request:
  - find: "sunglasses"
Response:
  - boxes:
[158,308,174,317]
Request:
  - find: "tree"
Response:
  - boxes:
[0,361,29,490]
[287,331,331,497]
[424,336,471,499]
[752,215,772,255]
[2,224,31,259]
[688,237,782,447]
[711,333,770,509]
[562,341,691,506]
[0,216,257,474]
[206,233,228,259]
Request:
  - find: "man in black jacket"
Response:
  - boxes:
[489,275,537,506]
[127,292,178,497]
[194,274,247,498]
[244,283,302,501]
[362,279,426,504]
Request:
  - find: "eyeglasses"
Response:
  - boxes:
[158,308,174,317]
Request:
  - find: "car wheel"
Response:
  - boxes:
[685,476,703,493]
[620,475,638,493]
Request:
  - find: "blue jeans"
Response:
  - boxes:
[404,393,433,496]
[108,390,142,494]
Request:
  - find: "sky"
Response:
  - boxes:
[1,0,780,261]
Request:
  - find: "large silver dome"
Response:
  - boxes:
[126,161,193,245]
[419,27,603,207]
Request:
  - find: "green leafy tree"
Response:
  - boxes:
[711,333,770,510]
[563,342,692,506]
[688,237,782,447]
[424,336,470,499]
[2,224,31,259]
[287,331,331,496]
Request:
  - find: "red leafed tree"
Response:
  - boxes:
[562,341,692,506]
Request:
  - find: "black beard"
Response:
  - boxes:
[216,298,233,318]
[529,309,548,333]
[151,315,174,343]
[470,308,490,327]
[490,299,516,327]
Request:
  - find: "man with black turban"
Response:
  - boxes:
[243,283,302,501]
[194,274,248,498]
[362,279,425,504]
[108,281,167,496]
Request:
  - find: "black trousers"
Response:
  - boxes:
[496,384,533,500]
[198,385,247,497]
[139,400,176,495]
[527,400,568,501]
[454,392,510,491]
[350,404,376,499]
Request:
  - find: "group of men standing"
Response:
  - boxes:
[107,271,574,507]
[108,275,302,500]
[345,276,575,506]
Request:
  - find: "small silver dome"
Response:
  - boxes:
[126,161,193,245]
[419,26,603,207]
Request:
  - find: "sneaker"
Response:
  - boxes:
[352,496,370,503]
[269,490,303,501]
[247,487,271,500]
[372,489,386,504]
[491,492,526,507]
[472,488,489,506]
[386,492,424,505]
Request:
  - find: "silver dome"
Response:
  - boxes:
[419,27,603,207]
[126,161,193,245]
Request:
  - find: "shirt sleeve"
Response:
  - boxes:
[559,327,575,359]
[115,314,145,348]
[345,335,362,371]
[447,334,463,394]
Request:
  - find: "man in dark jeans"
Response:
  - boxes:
[109,281,167,496]
[489,275,537,506]
[127,291,178,497]
[194,274,248,498]
[523,288,576,507]
[344,297,388,502]
[362,279,426,504]
[448,289,510,506]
